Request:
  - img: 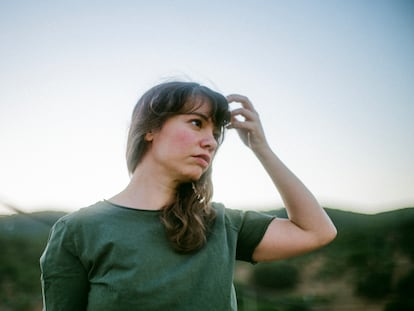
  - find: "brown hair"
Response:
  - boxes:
[126,81,230,253]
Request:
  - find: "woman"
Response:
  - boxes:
[40,81,337,310]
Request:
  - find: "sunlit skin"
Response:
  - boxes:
[226,94,337,262]
[145,106,218,183]
[109,103,218,211]
[110,94,337,262]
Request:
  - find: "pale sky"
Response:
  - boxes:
[1,0,413,215]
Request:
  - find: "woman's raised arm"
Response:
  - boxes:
[227,94,337,262]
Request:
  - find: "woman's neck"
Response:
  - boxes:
[109,165,178,211]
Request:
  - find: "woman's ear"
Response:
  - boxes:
[145,131,154,142]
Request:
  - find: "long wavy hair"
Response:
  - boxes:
[126,81,230,253]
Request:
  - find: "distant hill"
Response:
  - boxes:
[0,211,66,238]
[239,206,414,311]
[0,207,413,311]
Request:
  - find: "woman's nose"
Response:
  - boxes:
[201,132,218,152]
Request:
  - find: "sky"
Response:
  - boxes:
[0,0,413,215]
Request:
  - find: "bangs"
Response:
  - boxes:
[145,81,230,142]
[127,81,230,174]
[184,86,230,133]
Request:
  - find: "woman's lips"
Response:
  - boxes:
[193,154,211,167]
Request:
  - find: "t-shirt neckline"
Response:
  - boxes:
[103,199,162,213]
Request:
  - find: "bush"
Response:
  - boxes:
[397,219,414,260]
[396,269,414,298]
[255,297,311,311]
[349,236,394,299]
[356,270,393,299]
[384,269,414,311]
[0,235,47,311]
[384,299,414,311]
[253,262,299,290]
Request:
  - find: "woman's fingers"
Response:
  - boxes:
[230,108,257,124]
[226,94,258,127]
[226,94,268,150]
[226,94,255,112]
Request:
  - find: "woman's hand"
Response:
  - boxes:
[227,94,337,262]
[226,94,269,153]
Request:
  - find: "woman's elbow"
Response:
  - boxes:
[318,223,337,247]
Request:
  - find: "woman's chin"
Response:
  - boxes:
[177,166,207,183]
[185,171,204,183]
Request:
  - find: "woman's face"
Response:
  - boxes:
[145,101,219,183]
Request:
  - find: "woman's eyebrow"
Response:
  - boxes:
[183,112,210,121]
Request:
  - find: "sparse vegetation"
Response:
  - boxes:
[253,262,299,290]
[1,207,413,310]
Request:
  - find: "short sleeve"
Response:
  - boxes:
[235,210,275,263]
[40,217,89,311]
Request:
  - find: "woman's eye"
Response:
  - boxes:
[191,119,202,128]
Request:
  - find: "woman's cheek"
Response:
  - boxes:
[176,129,198,147]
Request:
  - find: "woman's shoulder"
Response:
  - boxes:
[212,201,238,216]
[211,202,244,230]
[211,202,275,231]
[53,201,113,228]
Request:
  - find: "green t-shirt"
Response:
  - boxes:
[40,201,274,311]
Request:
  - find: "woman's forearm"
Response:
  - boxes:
[254,145,337,243]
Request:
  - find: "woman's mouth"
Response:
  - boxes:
[193,154,211,168]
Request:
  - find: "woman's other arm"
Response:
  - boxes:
[227,94,337,262]
[40,219,89,310]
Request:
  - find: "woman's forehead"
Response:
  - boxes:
[183,93,230,128]
[185,96,213,115]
